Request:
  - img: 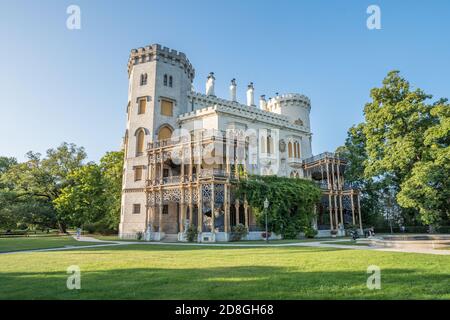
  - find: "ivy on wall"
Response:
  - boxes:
[235,175,322,238]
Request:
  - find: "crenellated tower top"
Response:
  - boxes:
[127,43,195,81]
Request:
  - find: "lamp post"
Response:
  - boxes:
[264,198,269,244]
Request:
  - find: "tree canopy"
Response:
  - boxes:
[340,71,449,227]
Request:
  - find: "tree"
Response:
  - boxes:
[99,150,124,230]
[53,150,124,232]
[341,71,449,227]
[397,101,450,224]
[0,143,86,232]
[236,175,321,238]
[336,124,384,227]
[54,164,106,228]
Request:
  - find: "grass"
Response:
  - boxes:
[88,235,147,242]
[0,236,106,253]
[0,243,449,299]
[322,241,369,246]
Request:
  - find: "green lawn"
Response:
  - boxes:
[0,243,449,299]
[322,241,369,246]
[0,236,105,253]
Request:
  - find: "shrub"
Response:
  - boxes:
[136,231,144,240]
[230,223,248,241]
[303,226,318,238]
[82,221,116,235]
[186,225,198,242]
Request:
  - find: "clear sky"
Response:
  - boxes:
[1,0,449,162]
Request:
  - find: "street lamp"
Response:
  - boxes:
[264,198,269,243]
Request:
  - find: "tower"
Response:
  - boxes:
[119,44,195,237]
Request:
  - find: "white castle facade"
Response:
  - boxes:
[119,44,363,242]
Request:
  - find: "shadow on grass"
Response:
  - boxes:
[1,264,448,300]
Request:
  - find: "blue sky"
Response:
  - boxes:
[0,0,449,162]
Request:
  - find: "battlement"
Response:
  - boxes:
[127,43,195,80]
[180,92,311,134]
[267,93,311,109]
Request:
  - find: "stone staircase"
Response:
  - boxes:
[161,233,178,243]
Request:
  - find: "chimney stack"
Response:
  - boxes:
[246,82,254,106]
[206,72,215,96]
[259,95,267,110]
[229,78,237,102]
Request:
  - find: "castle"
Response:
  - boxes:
[119,44,362,241]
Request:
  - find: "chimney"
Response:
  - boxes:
[206,72,215,96]
[229,78,237,102]
[246,82,254,106]
[259,95,267,110]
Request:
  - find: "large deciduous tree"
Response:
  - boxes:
[341,71,449,227]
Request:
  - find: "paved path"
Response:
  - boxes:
[2,236,449,255]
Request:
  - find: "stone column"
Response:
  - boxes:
[328,193,333,230]
[350,192,355,225]
[210,183,215,233]
[235,199,240,225]
[188,187,193,226]
[339,193,344,225]
[224,184,230,233]
[357,193,363,233]
[244,199,249,229]
[197,183,203,233]
[158,190,163,233]
[334,194,338,227]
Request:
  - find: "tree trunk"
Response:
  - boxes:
[57,221,67,234]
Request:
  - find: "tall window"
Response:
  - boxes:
[288,142,293,158]
[138,98,146,114]
[158,125,173,141]
[267,135,273,154]
[133,204,141,214]
[140,73,147,86]
[134,167,143,181]
[296,142,301,158]
[163,74,168,86]
[169,76,173,87]
[136,129,145,155]
[161,99,173,116]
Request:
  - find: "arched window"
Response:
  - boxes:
[158,125,173,141]
[296,142,301,159]
[169,76,173,87]
[293,142,298,158]
[163,74,168,86]
[288,142,293,158]
[136,129,145,155]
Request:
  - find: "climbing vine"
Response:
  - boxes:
[235,175,322,239]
